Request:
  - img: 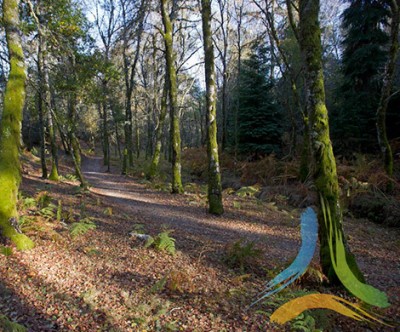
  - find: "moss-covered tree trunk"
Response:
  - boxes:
[161,0,184,194]
[47,108,59,181]
[298,0,364,282]
[148,80,168,180]
[68,93,87,189]
[67,56,87,188]
[101,79,110,172]
[201,0,224,215]
[42,35,59,181]
[37,33,48,179]
[122,86,133,175]
[377,0,399,192]
[135,100,140,159]
[0,0,34,250]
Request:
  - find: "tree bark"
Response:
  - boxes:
[202,0,224,215]
[377,0,399,192]
[101,79,110,171]
[298,0,363,282]
[0,0,35,250]
[135,100,141,158]
[42,36,59,181]
[161,0,184,193]
[68,55,88,188]
[148,80,168,179]
[121,0,147,174]
[216,0,229,151]
[37,33,48,179]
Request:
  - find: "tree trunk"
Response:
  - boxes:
[0,0,34,250]
[67,55,87,188]
[135,100,140,159]
[101,80,110,172]
[201,0,224,215]
[377,0,399,192]
[146,104,153,160]
[48,108,59,181]
[111,104,122,160]
[298,0,364,282]
[37,33,48,179]
[148,81,168,180]
[161,0,184,193]
[234,1,244,160]
[43,40,59,181]
[68,95,87,188]
[121,0,146,173]
[122,85,133,174]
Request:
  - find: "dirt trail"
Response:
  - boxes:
[82,155,400,291]
[81,155,297,249]
[0,153,397,331]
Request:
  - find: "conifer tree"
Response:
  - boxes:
[237,44,282,157]
[337,0,390,151]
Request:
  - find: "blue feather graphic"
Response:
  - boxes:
[252,207,318,306]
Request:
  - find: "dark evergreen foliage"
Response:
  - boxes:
[237,44,282,157]
[333,0,390,152]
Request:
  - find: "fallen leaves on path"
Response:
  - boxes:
[0,155,398,331]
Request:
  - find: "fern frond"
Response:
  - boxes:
[154,231,176,255]
[21,197,36,209]
[70,220,96,238]
[0,246,13,256]
[39,203,57,220]
[145,231,176,255]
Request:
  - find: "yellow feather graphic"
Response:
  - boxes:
[270,294,391,326]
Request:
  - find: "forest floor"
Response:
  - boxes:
[0,151,399,331]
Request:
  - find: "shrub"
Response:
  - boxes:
[166,269,195,293]
[182,147,208,179]
[224,239,262,273]
[239,155,283,186]
[35,191,52,209]
[0,315,26,332]
[350,192,400,226]
[236,186,260,198]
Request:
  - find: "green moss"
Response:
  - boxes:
[0,0,34,249]
[161,0,184,194]
[0,314,27,332]
[149,84,167,180]
[10,233,35,251]
[202,0,224,215]
[122,148,128,175]
[299,117,310,182]
[49,163,59,181]
[298,0,363,281]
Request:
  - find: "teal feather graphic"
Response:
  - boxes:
[252,207,318,306]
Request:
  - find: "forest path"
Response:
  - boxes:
[81,154,296,252]
[0,153,398,331]
[81,154,400,292]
